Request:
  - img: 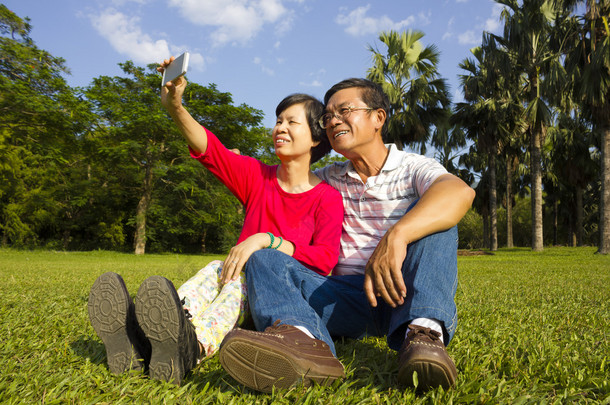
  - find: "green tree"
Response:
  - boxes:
[562,0,610,253]
[455,37,524,251]
[84,64,269,254]
[85,62,174,254]
[547,113,597,245]
[148,81,270,253]
[429,118,473,184]
[0,5,92,248]
[367,30,451,152]
[491,0,571,251]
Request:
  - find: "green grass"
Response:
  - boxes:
[0,247,608,404]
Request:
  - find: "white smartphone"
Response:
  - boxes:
[161,52,189,86]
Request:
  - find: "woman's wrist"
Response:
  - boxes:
[265,232,283,250]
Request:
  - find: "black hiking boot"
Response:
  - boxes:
[135,275,200,385]
[88,272,151,374]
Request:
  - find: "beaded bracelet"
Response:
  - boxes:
[265,232,275,249]
[273,236,283,250]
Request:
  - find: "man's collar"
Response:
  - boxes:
[381,143,402,172]
[340,143,402,177]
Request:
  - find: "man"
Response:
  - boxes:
[218,78,475,393]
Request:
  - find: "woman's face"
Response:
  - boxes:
[272,103,319,161]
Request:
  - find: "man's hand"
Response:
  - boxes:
[363,226,408,308]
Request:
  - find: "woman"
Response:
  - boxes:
[87,57,344,385]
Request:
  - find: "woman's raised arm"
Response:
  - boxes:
[158,57,208,154]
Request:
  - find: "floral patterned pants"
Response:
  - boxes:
[176,260,248,359]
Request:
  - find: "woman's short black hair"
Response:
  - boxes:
[275,93,331,165]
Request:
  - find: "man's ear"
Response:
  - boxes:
[373,108,387,132]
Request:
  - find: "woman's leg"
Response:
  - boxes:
[176,260,223,319]
[192,272,248,358]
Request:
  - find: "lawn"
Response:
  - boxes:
[0,248,608,404]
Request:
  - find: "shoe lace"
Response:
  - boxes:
[181,297,193,320]
[407,326,441,342]
[265,319,284,333]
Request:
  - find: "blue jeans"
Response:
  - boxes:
[244,226,458,356]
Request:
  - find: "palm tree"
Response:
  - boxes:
[430,117,473,184]
[502,126,527,248]
[548,113,597,245]
[491,0,571,251]
[562,0,610,253]
[367,30,451,152]
[455,37,522,251]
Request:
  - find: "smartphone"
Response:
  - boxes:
[161,52,189,86]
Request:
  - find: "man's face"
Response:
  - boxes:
[324,87,379,156]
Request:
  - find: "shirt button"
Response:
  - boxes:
[361,197,366,201]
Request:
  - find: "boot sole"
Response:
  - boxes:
[135,276,185,384]
[219,337,343,393]
[398,358,457,391]
[88,272,144,373]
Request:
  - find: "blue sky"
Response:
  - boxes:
[6,0,504,130]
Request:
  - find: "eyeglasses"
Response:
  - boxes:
[318,106,374,129]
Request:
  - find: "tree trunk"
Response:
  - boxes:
[134,162,153,255]
[506,155,514,248]
[62,230,71,250]
[566,215,576,247]
[201,228,207,254]
[576,186,584,247]
[599,124,610,254]
[531,126,544,251]
[482,208,490,250]
[553,197,558,246]
[489,145,498,251]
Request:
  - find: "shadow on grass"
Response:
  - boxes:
[71,335,106,367]
[186,338,404,395]
[71,334,251,394]
[188,361,248,395]
[70,333,406,395]
[335,337,401,391]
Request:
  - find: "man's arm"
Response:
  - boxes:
[363,173,475,308]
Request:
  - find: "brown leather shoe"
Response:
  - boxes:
[219,321,345,393]
[397,324,457,391]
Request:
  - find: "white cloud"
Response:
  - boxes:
[484,4,504,33]
[442,16,455,41]
[188,53,205,72]
[299,79,322,87]
[90,9,205,70]
[253,57,275,76]
[447,16,456,29]
[109,0,148,5]
[336,5,415,36]
[458,30,479,45]
[167,0,290,46]
[299,69,325,87]
[416,11,431,26]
